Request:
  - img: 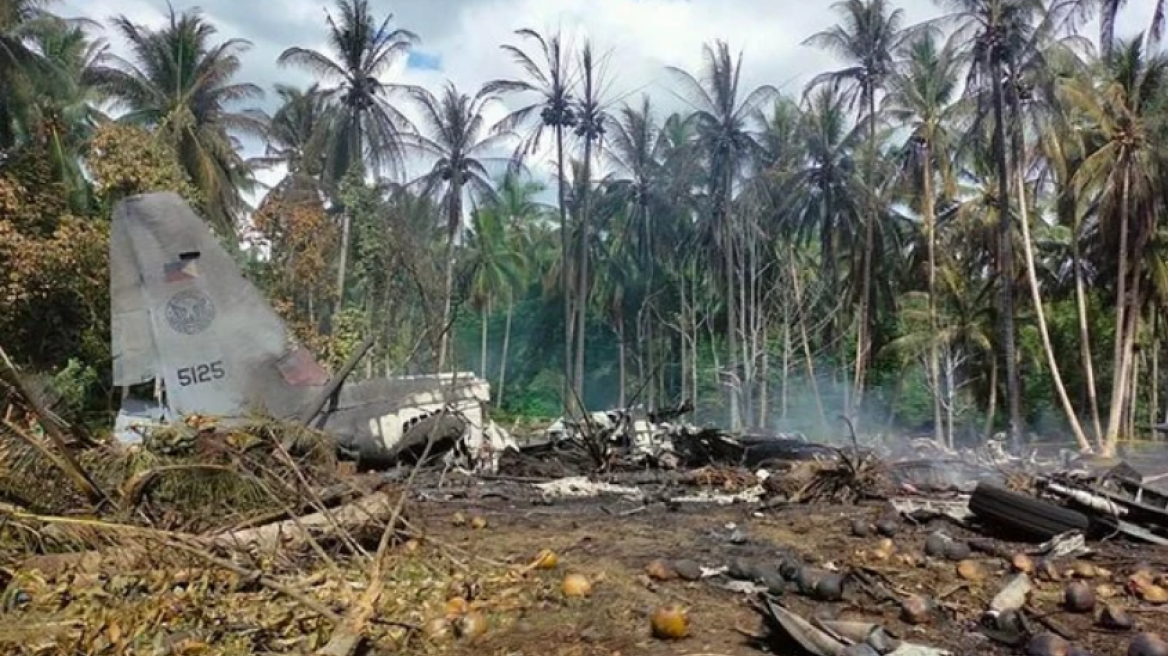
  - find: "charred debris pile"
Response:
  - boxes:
[5,346,1168,655]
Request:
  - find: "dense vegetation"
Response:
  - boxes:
[3,0,1167,456]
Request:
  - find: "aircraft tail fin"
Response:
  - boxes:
[110,192,329,418]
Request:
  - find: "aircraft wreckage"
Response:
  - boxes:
[105,192,812,474]
[108,191,515,469]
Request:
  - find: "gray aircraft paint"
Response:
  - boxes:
[111,192,325,418]
[109,192,509,466]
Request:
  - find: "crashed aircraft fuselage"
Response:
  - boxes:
[109,191,507,466]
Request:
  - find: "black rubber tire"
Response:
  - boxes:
[968,482,1091,541]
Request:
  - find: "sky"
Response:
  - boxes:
[56,0,1164,203]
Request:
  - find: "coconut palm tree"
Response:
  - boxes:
[91,5,266,237]
[570,39,610,406]
[398,81,512,370]
[276,0,417,184]
[886,260,999,444]
[22,20,107,210]
[1063,0,1168,57]
[1064,33,1168,455]
[667,40,777,430]
[591,214,636,407]
[1105,0,1164,53]
[486,172,543,403]
[933,0,1047,445]
[886,31,963,445]
[0,0,62,150]
[605,96,665,264]
[464,204,526,381]
[1039,78,1106,446]
[784,85,866,339]
[805,0,909,415]
[484,27,577,411]
[258,83,331,195]
[605,102,706,406]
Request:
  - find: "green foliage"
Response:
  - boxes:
[92,5,264,234]
[0,144,110,377]
[47,358,100,419]
[322,308,367,371]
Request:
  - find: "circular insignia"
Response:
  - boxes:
[165,289,216,335]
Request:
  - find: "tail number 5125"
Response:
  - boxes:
[176,360,225,387]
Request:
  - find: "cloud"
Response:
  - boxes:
[57,0,1163,205]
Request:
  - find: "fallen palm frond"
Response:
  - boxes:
[119,464,243,507]
[0,509,537,656]
[0,422,91,515]
[0,345,111,509]
[313,424,437,656]
[787,448,888,504]
[777,417,891,505]
[683,466,759,492]
[3,480,407,572]
[81,418,342,533]
[1,510,343,652]
[0,413,352,562]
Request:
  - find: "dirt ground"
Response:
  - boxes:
[6,480,1168,656]
[409,491,1168,656]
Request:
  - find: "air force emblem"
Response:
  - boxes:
[165,289,216,335]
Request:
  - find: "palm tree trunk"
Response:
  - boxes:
[781,300,791,421]
[991,56,1022,447]
[852,88,878,417]
[644,308,654,406]
[438,181,462,373]
[644,204,659,410]
[923,143,943,446]
[573,135,592,408]
[679,305,689,402]
[498,297,513,407]
[789,255,828,432]
[679,279,688,401]
[984,359,998,443]
[1073,220,1105,447]
[724,166,741,430]
[636,314,646,403]
[480,300,489,378]
[741,222,753,425]
[618,318,627,407]
[1104,168,1133,454]
[1128,342,1141,439]
[1122,260,1146,445]
[335,210,351,311]
[759,320,769,429]
[944,346,956,446]
[556,125,572,414]
[1014,144,1092,452]
[1152,314,1160,442]
[691,266,700,410]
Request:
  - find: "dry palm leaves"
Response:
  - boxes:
[0,423,92,515]
[762,459,830,499]
[86,418,342,533]
[1003,469,1036,493]
[683,466,759,492]
[787,448,889,504]
[2,346,108,500]
[0,533,547,656]
[0,413,348,560]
